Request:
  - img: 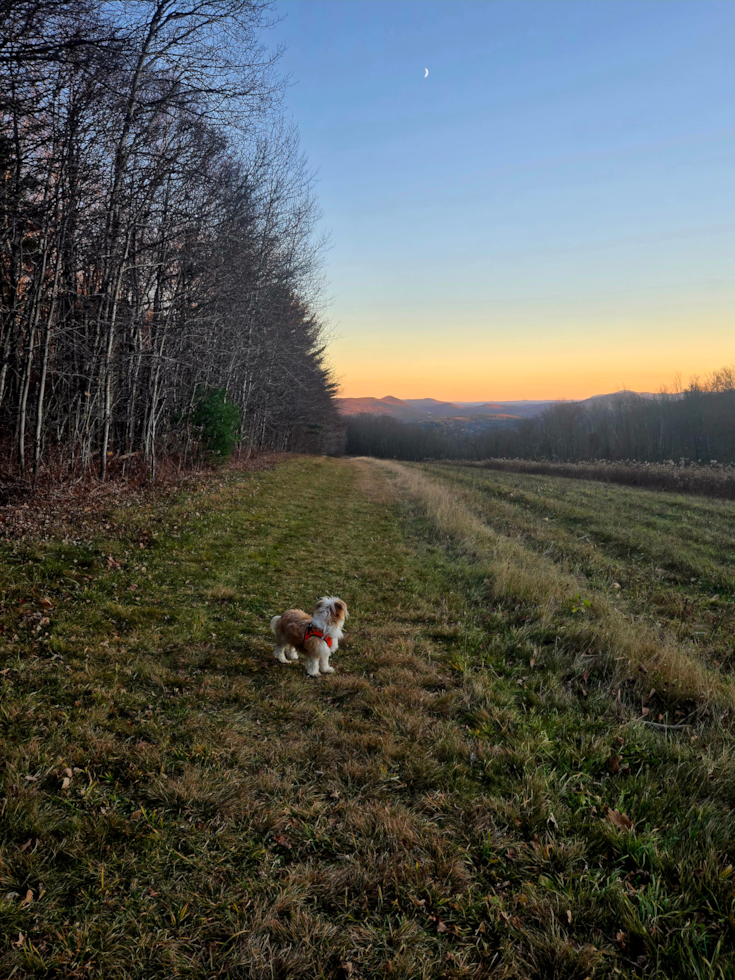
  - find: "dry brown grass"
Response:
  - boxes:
[465,458,735,500]
[372,458,734,709]
[3,456,735,978]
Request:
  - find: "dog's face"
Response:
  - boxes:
[314,596,348,627]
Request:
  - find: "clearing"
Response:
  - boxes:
[1,456,734,979]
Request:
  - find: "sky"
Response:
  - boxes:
[270,0,735,401]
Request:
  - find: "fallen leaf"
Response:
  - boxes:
[11,932,24,949]
[567,909,572,924]
[40,597,53,609]
[607,809,634,833]
[616,930,627,948]
[530,657,536,668]
[548,812,558,830]
[20,888,33,907]
[61,777,71,790]
[642,707,650,717]
[609,755,621,774]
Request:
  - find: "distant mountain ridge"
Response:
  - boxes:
[334,396,424,420]
[335,391,659,421]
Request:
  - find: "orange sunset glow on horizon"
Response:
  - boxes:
[331,315,734,403]
[276,2,735,409]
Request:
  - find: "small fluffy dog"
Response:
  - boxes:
[270,596,348,678]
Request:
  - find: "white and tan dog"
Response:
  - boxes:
[270,596,348,678]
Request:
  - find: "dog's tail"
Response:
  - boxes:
[270,615,281,635]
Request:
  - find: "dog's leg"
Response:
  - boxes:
[288,645,299,661]
[273,645,290,664]
[305,656,321,678]
[319,645,335,674]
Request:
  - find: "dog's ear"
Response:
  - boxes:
[333,599,348,619]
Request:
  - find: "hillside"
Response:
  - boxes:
[336,391,657,421]
[333,395,424,420]
[334,395,528,420]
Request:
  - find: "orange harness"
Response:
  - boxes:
[304,624,333,648]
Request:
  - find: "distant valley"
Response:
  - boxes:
[336,391,656,422]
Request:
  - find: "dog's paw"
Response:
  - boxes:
[288,650,299,661]
[320,665,335,674]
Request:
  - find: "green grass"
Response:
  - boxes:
[427,462,735,671]
[1,456,735,978]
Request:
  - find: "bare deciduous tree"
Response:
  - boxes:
[0,0,342,479]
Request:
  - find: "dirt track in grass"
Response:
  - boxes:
[1,456,735,979]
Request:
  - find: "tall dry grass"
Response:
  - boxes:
[372,458,733,710]
[464,458,735,499]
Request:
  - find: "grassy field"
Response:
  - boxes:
[461,459,735,501]
[1,457,735,979]
[427,461,735,678]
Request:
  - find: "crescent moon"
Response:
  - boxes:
[424,68,429,78]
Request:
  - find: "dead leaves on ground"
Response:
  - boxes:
[606,808,634,833]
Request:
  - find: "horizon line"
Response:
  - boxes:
[336,388,658,404]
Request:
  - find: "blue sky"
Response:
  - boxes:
[270,0,735,399]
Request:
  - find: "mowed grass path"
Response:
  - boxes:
[1,457,735,979]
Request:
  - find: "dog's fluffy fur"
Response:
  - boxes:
[270,596,348,678]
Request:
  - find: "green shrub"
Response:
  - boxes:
[191,386,241,461]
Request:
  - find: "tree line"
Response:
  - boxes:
[1,0,341,480]
[347,366,735,464]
